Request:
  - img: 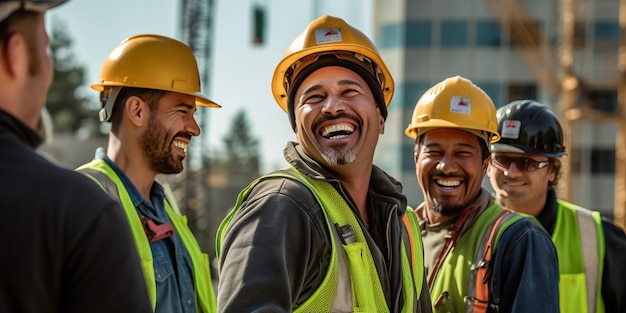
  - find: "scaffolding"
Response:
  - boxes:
[486,0,625,228]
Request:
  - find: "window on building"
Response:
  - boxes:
[441,20,468,47]
[592,149,616,173]
[476,82,501,106]
[586,88,617,114]
[476,20,502,47]
[381,23,403,49]
[573,20,586,47]
[571,148,616,174]
[506,84,538,105]
[406,21,432,48]
[508,19,542,48]
[594,21,619,41]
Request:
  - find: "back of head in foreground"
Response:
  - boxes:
[405,76,560,313]
[0,0,65,135]
[0,1,152,312]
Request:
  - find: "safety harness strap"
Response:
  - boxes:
[467,209,516,313]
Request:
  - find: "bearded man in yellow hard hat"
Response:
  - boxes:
[216,15,432,313]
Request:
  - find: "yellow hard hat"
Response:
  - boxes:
[91,34,220,122]
[405,76,500,143]
[271,15,394,129]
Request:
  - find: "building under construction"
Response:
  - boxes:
[172,0,626,239]
[370,0,625,227]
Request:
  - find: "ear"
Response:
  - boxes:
[125,96,149,127]
[548,164,557,183]
[2,33,28,80]
[482,157,490,175]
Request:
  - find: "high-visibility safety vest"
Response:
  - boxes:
[77,159,216,313]
[430,204,524,313]
[553,200,605,313]
[216,168,424,313]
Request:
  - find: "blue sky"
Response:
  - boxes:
[48,0,371,172]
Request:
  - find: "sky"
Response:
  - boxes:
[47,0,372,173]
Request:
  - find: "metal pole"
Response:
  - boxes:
[559,0,576,201]
[615,0,626,229]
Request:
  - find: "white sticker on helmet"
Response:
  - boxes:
[501,120,521,139]
[315,28,342,44]
[450,96,471,114]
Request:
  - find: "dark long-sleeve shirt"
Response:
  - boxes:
[0,109,152,313]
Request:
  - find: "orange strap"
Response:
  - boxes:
[473,210,512,313]
[402,213,415,271]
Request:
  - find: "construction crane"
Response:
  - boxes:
[485,0,625,228]
[180,0,215,170]
[178,0,216,251]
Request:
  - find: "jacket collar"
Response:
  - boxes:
[282,141,407,215]
[0,109,43,148]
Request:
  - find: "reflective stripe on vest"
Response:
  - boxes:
[216,168,423,312]
[77,160,216,313]
[553,200,605,313]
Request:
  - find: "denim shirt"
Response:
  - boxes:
[96,148,197,313]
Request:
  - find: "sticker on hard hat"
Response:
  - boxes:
[450,96,471,114]
[315,28,342,44]
[501,120,521,139]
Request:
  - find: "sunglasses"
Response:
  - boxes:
[491,156,549,172]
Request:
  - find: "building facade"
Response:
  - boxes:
[372,0,620,216]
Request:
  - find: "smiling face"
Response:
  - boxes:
[140,92,200,174]
[292,66,384,169]
[415,128,488,219]
[487,151,555,216]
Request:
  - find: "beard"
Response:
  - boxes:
[427,198,466,216]
[321,143,357,166]
[141,115,185,174]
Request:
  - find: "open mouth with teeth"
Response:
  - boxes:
[320,124,355,140]
[173,140,188,152]
[434,178,461,188]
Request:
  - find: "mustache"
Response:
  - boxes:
[431,171,465,180]
[312,112,361,131]
[174,132,192,141]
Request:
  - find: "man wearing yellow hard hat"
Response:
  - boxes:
[216,15,432,312]
[76,34,217,313]
[405,76,560,312]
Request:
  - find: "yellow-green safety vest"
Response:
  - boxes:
[430,204,524,313]
[77,159,216,313]
[216,168,424,312]
[553,200,605,313]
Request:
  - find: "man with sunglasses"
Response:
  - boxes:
[488,100,626,313]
